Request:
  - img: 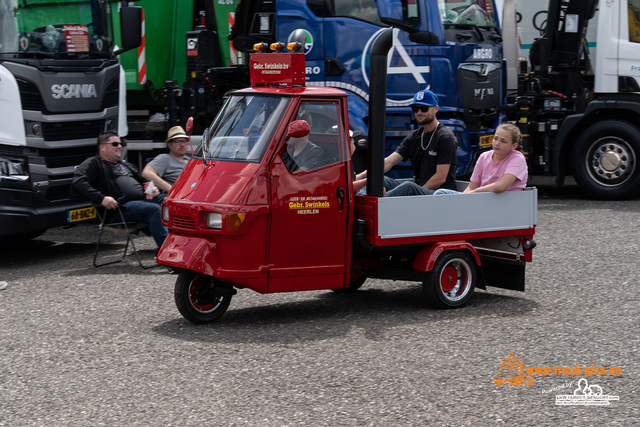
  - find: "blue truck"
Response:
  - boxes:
[123,0,503,181]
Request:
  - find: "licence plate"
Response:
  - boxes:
[480,134,493,147]
[67,207,96,223]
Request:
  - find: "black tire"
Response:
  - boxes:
[331,275,366,293]
[422,251,476,309]
[174,270,233,324]
[571,120,640,200]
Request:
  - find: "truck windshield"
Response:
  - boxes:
[0,0,114,59]
[198,94,289,162]
[438,0,497,26]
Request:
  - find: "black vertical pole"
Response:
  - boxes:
[366,28,393,197]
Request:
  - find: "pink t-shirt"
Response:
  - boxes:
[470,150,528,191]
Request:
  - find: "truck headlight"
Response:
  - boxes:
[0,156,29,184]
[207,212,223,229]
[206,212,246,231]
[162,205,169,222]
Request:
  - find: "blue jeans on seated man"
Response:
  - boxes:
[121,195,168,248]
[433,188,461,195]
[384,181,436,197]
[356,176,415,195]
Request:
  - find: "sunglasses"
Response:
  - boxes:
[102,141,126,147]
[411,105,431,113]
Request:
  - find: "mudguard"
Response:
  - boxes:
[412,241,480,273]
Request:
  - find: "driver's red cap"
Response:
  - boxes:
[287,120,310,137]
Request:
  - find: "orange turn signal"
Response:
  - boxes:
[224,213,246,232]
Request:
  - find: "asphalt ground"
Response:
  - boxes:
[0,176,638,426]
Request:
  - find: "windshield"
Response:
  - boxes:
[439,0,496,26]
[0,0,114,58]
[197,94,289,162]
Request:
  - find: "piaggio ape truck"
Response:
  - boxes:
[156,29,537,324]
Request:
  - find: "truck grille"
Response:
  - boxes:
[44,184,73,201]
[40,146,97,168]
[173,215,196,230]
[42,120,104,142]
[17,79,44,111]
[102,78,119,109]
[17,77,119,112]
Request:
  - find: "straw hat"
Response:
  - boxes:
[166,126,188,143]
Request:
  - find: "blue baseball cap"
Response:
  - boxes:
[412,89,439,107]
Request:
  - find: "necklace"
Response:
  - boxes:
[421,123,439,150]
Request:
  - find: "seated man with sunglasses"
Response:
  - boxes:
[355,89,457,196]
[72,131,168,248]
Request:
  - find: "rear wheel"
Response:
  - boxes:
[572,120,640,200]
[174,270,233,324]
[422,251,476,309]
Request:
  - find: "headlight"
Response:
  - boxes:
[207,212,223,229]
[162,205,169,222]
[206,212,246,231]
[0,156,29,183]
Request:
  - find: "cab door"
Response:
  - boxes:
[267,99,352,292]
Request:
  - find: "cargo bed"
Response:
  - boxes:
[355,184,537,246]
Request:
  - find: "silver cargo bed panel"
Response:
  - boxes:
[376,187,537,239]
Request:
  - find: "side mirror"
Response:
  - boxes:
[378,0,440,44]
[115,7,142,55]
[286,120,310,139]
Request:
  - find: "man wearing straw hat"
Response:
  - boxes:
[142,126,190,193]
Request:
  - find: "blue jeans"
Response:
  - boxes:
[385,181,435,197]
[433,189,462,195]
[356,176,404,195]
[122,196,168,248]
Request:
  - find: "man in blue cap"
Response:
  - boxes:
[355,89,457,196]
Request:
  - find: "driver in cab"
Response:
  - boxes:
[281,120,324,173]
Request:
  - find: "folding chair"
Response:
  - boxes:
[93,206,156,269]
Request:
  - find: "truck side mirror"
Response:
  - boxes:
[378,0,440,44]
[115,6,142,55]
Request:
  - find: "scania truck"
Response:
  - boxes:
[0,0,141,239]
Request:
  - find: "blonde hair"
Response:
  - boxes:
[497,123,522,151]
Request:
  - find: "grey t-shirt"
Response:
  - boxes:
[147,153,188,186]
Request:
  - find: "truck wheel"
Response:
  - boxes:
[331,275,366,293]
[174,270,232,324]
[422,251,476,309]
[572,120,640,200]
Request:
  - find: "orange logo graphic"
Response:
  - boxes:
[494,353,534,386]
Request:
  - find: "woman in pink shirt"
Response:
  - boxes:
[435,123,528,194]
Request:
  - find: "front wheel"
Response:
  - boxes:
[571,120,640,200]
[174,270,233,324]
[422,251,476,309]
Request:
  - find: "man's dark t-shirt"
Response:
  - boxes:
[282,141,324,172]
[111,162,144,203]
[395,123,457,189]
